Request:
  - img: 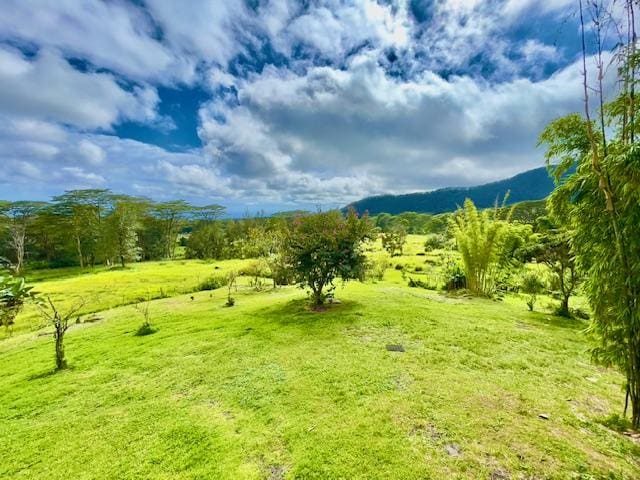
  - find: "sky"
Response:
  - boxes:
[0,0,592,215]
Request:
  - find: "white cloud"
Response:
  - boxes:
[0,0,194,83]
[143,0,250,68]
[198,51,586,201]
[0,47,159,129]
[267,0,411,62]
[75,140,106,166]
[0,0,605,211]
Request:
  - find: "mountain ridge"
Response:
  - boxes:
[346,166,555,215]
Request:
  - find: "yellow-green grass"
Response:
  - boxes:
[0,276,637,478]
[11,259,252,335]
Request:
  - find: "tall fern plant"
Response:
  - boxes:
[450,199,510,296]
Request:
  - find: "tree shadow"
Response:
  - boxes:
[27,368,59,381]
[256,297,362,329]
[524,311,589,331]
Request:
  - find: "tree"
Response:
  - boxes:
[38,296,85,370]
[104,196,145,268]
[52,190,112,268]
[186,222,226,259]
[192,204,225,222]
[539,0,640,427]
[0,201,46,273]
[450,199,511,296]
[530,221,581,317]
[0,275,37,335]
[381,224,407,256]
[284,210,374,306]
[152,201,192,259]
[520,271,545,312]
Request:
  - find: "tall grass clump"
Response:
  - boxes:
[450,199,510,296]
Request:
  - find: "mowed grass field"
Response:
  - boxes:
[1,240,638,478]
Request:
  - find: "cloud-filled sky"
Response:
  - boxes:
[0,0,594,215]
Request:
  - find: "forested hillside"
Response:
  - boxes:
[347,167,555,215]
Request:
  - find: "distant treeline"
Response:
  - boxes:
[0,188,547,272]
[369,200,547,234]
[0,189,278,272]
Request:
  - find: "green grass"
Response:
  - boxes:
[1,266,638,478]
[9,259,252,335]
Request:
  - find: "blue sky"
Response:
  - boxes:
[0,0,597,215]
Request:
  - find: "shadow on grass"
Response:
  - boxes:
[256,297,363,329]
[524,311,589,331]
[27,368,62,381]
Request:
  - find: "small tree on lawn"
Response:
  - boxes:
[381,224,407,256]
[38,296,85,370]
[531,221,581,317]
[285,209,374,307]
[520,271,545,312]
[134,294,155,336]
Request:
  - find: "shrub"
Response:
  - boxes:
[365,253,390,281]
[424,234,447,252]
[443,261,466,291]
[381,225,407,256]
[450,199,510,295]
[520,271,545,311]
[408,277,437,290]
[284,210,374,306]
[197,273,228,291]
[414,265,423,272]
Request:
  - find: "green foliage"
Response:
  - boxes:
[381,224,407,256]
[528,222,581,317]
[423,234,447,252]
[520,271,546,312]
[407,277,436,290]
[284,210,374,306]
[443,259,466,291]
[226,270,237,307]
[186,222,226,260]
[450,199,511,296]
[0,275,37,334]
[197,273,229,292]
[539,33,640,425]
[365,252,390,282]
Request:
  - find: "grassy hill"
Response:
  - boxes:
[1,246,638,479]
[348,167,555,215]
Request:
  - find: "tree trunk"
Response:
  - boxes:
[630,338,640,429]
[76,235,84,269]
[54,330,67,370]
[558,295,570,318]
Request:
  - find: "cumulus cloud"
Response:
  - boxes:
[0,46,159,129]
[198,51,585,201]
[0,0,605,211]
[0,0,194,83]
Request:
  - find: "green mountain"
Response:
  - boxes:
[347,166,555,215]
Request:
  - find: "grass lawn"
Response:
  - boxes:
[1,264,638,479]
[9,259,251,335]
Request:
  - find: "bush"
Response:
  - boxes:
[424,234,447,252]
[197,273,228,291]
[408,277,437,290]
[394,264,403,270]
[366,253,390,281]
[520,271,545,311]
[443,261,466,291]
[135,323,156,336]
[414,265,423,272]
